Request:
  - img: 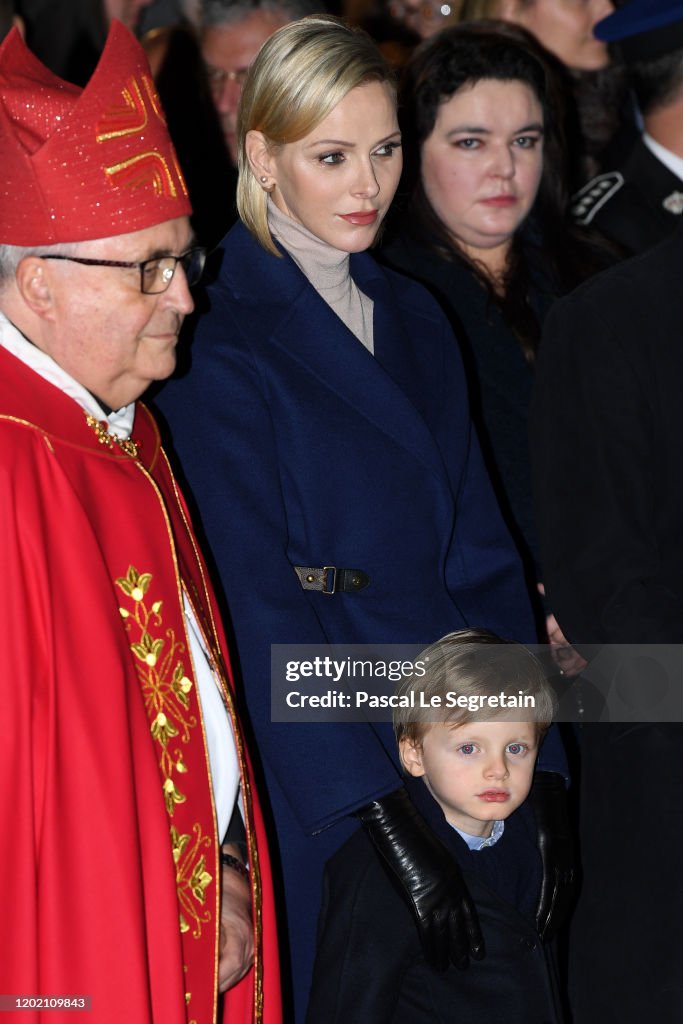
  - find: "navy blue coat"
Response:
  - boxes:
[155,222,545,1017]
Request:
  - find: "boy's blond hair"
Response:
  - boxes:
[393,628,555,747]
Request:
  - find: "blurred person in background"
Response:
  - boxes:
[386,0,460,40]
[200,0,321,165]
[573,0,683,255]
[462,0,612,70]
[455,0,634,185]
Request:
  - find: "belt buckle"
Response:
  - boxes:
[321,566,337,595]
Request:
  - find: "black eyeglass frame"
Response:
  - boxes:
[37,247,207,295]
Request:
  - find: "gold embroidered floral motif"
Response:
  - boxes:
[152,711,178,745]
[117,566,215,941]
[163,777,186,814]
[171,824,213,939]
[116,566,197,811]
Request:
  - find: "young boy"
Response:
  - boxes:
[306,629,563,1023]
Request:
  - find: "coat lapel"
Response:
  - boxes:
[223,224,447,481]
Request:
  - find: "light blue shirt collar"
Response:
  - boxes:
[453,817,505,851]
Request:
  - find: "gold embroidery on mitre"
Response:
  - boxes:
[143,73,167,124]
[95,74,187,199]
[171,149,189,198]
[103,152,178,198]
[171,824,213,939]
[96,76,149,141]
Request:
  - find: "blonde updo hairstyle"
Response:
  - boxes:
[237,14,395,255]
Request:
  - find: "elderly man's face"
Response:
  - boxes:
[36,217,195,410]
[201,10,290,163]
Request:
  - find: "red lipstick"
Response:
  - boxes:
[339,210,379,226]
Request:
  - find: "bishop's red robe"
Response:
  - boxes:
[0,343,280,1024]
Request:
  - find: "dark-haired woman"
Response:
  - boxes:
[381,20,609,665]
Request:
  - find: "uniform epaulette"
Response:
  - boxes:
[571,172,625,225]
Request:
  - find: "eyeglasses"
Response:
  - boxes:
[204,63,249,94]
[38,247,207,295]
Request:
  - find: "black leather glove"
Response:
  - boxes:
[530,770,577,941]
[357,787,484,970]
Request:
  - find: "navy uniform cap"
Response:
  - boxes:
[594,0,683,61]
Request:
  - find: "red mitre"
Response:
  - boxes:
[0,21,191,245]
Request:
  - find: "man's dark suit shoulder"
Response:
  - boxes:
[545,222,683,346]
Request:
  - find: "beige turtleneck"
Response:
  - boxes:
[268,198,375,355]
